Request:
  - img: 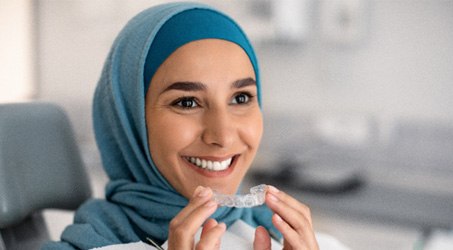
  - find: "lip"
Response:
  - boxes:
[182,154,239,178]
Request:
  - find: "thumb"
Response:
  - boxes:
[254,226,272,250]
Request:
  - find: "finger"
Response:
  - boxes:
[267,186,313,226]
[168,197,218,250]
[266,188,319,249]
[266,192,315,243]
[201,218,218,239]
[266,193,312,235]
[272,214,308,249]
[273,212,319,250]
[195,223,226,250]
[253,226,271,250]
[170,198,218,239]
[171,186,214,227]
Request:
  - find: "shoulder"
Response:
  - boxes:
[43,199,141,250]
[71,198,133,232]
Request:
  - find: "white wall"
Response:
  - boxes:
[259,0,453,123]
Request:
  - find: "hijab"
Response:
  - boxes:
[43,3,278,250]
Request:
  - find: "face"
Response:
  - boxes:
[145,39,263,199]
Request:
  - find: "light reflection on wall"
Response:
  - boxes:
[0,0,35,102]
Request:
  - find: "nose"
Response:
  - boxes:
[201,108,236,148]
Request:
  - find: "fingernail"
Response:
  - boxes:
[218,222,226,230]
[268,185,279,194]
[193,186,204,198]
[268,193,279,202]
[274,214,283,223]
[199,187,211,197]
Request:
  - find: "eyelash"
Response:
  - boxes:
[231,92,254,105]
[171,96,200,109]
[170,92,255,109]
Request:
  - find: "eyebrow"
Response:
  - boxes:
[162,81,207,93]
[161,77,256,94]
[232,77,256,89]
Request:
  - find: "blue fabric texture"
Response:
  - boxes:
[42,2,278,250]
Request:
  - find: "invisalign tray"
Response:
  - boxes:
[213,184,268,208]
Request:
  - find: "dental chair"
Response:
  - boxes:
[0,102,92,250]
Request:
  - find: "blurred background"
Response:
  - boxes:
[1,0,453,249]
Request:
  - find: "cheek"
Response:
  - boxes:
[240,111,263,149]
[148,114,200,159]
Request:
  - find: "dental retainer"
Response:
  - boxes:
[213,184,268,208]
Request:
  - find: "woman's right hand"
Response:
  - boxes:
[167,186,226,250]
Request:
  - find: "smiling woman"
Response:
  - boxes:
[41,2,325,250]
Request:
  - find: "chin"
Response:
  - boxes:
[207,178,243,195]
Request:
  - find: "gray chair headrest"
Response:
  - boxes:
[0,102,92,228]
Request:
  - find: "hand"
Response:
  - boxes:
[167,186,226,250]
[254,186,319,250]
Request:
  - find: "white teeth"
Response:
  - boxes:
[185,156,234,171]
[213,162,222,171]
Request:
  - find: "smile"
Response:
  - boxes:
[183,156,234,171]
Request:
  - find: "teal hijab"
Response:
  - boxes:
[42,3,277,250]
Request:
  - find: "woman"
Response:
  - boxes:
[42,2,334,249]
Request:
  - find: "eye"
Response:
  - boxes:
[231,92,252,105]
[172,97,199,109]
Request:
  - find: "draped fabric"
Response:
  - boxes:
[42,3,279,250]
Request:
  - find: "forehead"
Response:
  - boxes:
[150,39,255,89]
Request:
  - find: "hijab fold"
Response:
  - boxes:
[42,3,279,249]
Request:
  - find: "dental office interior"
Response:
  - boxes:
[1,0,453,249]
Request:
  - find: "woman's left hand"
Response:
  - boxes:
[258,186,319,250]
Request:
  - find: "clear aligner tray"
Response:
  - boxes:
[213,184,267,208]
